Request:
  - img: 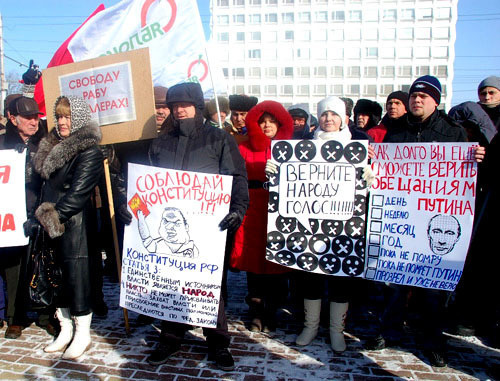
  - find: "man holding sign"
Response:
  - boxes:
[367,76,485,367]
[147,82,248,370]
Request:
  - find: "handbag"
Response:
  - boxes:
[28,226,62,307]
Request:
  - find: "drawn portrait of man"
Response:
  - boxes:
[427,214,461,256]
[137,207,199,258]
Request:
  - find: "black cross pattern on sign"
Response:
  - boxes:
[342,255,364,276]
[321,220,344,236]
[345,217,365,238]
[286,232,308,253]
[319,254,341,274]
[275,250,296,266]
[354,239,365,257]
[344,142,367,164]
[353,194,367,216]
[296,253,319,271]
[294,140,317,162]
[355,167,367,190]
[267,231,285,251]
[320,140,344,162]
[266,249,275,261]
[275,216,297,234]
[272,141,293,163]
[331,235,353,257]
[268,191,279,213]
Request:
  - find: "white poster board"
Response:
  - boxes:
[119,163,232,328]
[58,61,136,126]
[0,150,28,247]
[365,143,477,291]
[266,139,369,276]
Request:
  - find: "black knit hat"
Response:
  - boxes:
[386,91,409,112]
[229,94,258,112]
[288,108,308,120]
[166,82,204,110]
[409,75,442,105]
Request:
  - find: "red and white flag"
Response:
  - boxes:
[36,0,225,115]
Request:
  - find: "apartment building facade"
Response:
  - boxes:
[210,0,458,114]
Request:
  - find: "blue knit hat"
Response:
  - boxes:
[409,75,442,105]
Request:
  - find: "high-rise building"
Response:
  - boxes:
[210,0,457,114]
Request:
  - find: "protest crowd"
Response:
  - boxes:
[0,49,499,377]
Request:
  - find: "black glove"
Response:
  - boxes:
[23,218,40,237]
[116,203,133,225]
[219,211,243,233]
[22,60,42,85]
[13,143,27,153]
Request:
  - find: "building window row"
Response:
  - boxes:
[216,27,450,42]
[215,8,450,25]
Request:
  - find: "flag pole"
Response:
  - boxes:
[204,46,223,130]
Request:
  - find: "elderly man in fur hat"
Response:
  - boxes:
[147,82,249,371]
[225,94,258,145]
[203,96,231,130]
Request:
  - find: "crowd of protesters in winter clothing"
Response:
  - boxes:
[0,63,498,372]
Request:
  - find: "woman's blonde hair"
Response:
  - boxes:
[55,97,71,118]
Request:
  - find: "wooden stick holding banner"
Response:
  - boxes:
[205,46,223,130]
[103,158,130,335]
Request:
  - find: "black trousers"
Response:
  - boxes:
[300,272,355,303]
[160,296,230,349]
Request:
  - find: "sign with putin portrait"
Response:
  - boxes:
[266,139,369,277]
[119,163,232,328]
[365,143,477,291]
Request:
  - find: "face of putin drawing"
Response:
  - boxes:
[427,215,461,256]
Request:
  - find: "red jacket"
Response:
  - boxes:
[230,101,293,274]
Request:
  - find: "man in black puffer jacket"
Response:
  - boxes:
[147,82,249,371]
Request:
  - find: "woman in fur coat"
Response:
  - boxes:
[230,100,293,332]
[27,95,103,359]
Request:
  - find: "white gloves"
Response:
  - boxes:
[362,165,376,188]
[265,159,279,178]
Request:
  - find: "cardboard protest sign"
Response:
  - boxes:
[0,150,28,248]
[266,139,369,276]
[120,163,232,328]
[42,49,156,145]
[365,143,477,291]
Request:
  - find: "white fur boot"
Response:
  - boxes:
[296,299,321,346]
[44,308,74,353]
[329,302,348,352]
[62,313,92,359]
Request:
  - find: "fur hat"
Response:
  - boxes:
[166,82,204,110]
[203,96,230,119]
[353,99,382,126]
[245,100,294,151]
[478,76,500,92]
[154,86,168,107]
[317,96,348,130]
[54,95,91,137]
[229,94,258,112]
[409,75,442,105]
[386,91,409,112]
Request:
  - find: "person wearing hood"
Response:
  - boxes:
[353,99,382,132]
[477,76,500,131]
[225,94,258,145]
[147,82,249,371]
[368,91,409,143]
[288,104,314,139]
[284,96,371,353]
[230,100,293,333]
[23,95,104,359]
[203,96,232,130]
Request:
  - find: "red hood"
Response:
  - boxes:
[245,100,294,152]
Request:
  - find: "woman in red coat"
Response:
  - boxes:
[230,100,293,332]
